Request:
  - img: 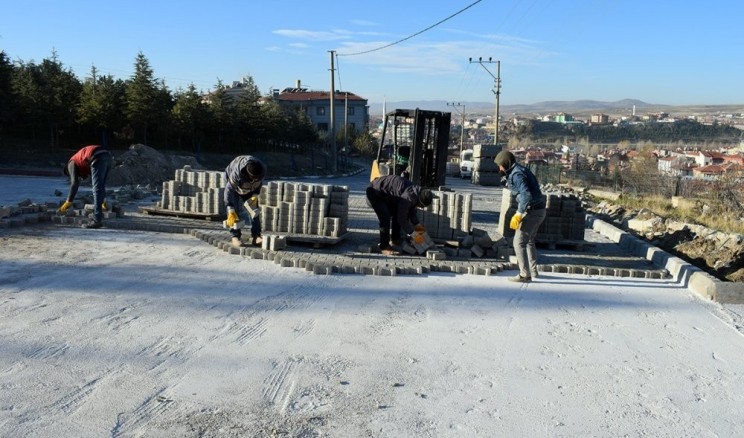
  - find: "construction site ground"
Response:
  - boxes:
[2,171,744,437]
[1,172,668,279]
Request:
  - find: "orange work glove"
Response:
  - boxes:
[414,224,426,233]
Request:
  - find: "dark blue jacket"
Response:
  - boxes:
[369,175,423,234]
[505,163,545,214]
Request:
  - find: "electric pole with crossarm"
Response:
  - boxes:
[469,57,501,146]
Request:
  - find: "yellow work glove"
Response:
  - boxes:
[509,212,523,230]
[57,200,73,214]
[226,207,239,227]
[414,223,426,233]
[102,199,108,211]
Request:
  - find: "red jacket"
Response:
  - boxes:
[69,145,105,179]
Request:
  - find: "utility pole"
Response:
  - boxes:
[344,92,348,153]
[328,50,337,174]
[446,102,466,156]
[469,57,501,146]
[344,92,349,169]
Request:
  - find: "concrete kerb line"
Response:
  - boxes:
[587,214,744,303]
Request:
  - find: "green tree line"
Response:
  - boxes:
[0,50,320,154]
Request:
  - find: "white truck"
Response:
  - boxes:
[459,149,474,179]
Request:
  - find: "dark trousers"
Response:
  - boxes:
[90,153,111,223]
[229,192,261,240]
[366,187,401,249]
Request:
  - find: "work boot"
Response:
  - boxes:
[508,274,532,283]
[378,243,400,256]
[82,220,102,229]
[252,236,263,247]
[231,237,243,248]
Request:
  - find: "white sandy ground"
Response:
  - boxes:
[1,226,744,438]
[1,175,744,437]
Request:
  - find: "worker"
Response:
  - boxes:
[58,145,112,229]
[495,150,546,282]
[224,155,266,248]
[366,174,436,255]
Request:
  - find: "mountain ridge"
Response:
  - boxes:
[368,99,744,117]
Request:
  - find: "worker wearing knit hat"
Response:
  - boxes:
[495,150,546,283]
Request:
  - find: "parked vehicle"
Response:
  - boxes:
[459,149,474,179]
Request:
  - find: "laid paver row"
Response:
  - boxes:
[4,209,669,279]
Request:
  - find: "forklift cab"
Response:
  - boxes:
[372,109,451,188]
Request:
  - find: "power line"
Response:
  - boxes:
[337,0,484,57]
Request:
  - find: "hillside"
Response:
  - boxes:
[369,99,744,118]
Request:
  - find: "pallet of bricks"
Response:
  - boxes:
[158,166,226,216]
[259,180,349,241]
[498,188,586,248]
[471,143,502,186]
[157,167,349,241]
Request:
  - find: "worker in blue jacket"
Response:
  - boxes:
[495,150,546,282]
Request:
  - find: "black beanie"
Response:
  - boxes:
[419,189,436,207]
[244,159,267,180]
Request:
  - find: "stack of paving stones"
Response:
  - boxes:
[259,180,348,239]
[418,190,472,240]
[415,190,511,260]
[158,166,225,215]
[498,188,587,247]
[157,168,349,241]
[470,144,502,186]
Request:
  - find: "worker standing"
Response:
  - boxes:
[224,155,266,248]
[366,174,435,255]
[495,150,546,282]
[58,145,112,229]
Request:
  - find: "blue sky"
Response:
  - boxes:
[2,0,742,106]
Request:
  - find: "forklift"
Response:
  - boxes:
[371,109,451,188]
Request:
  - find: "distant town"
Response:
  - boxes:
[368,102,744,181]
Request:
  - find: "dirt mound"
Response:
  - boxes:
[108,144,202,186]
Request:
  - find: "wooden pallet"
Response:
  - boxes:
[283,232,351,247]
[138,206,221,221]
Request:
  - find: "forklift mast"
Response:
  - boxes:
[375,109,451,188]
